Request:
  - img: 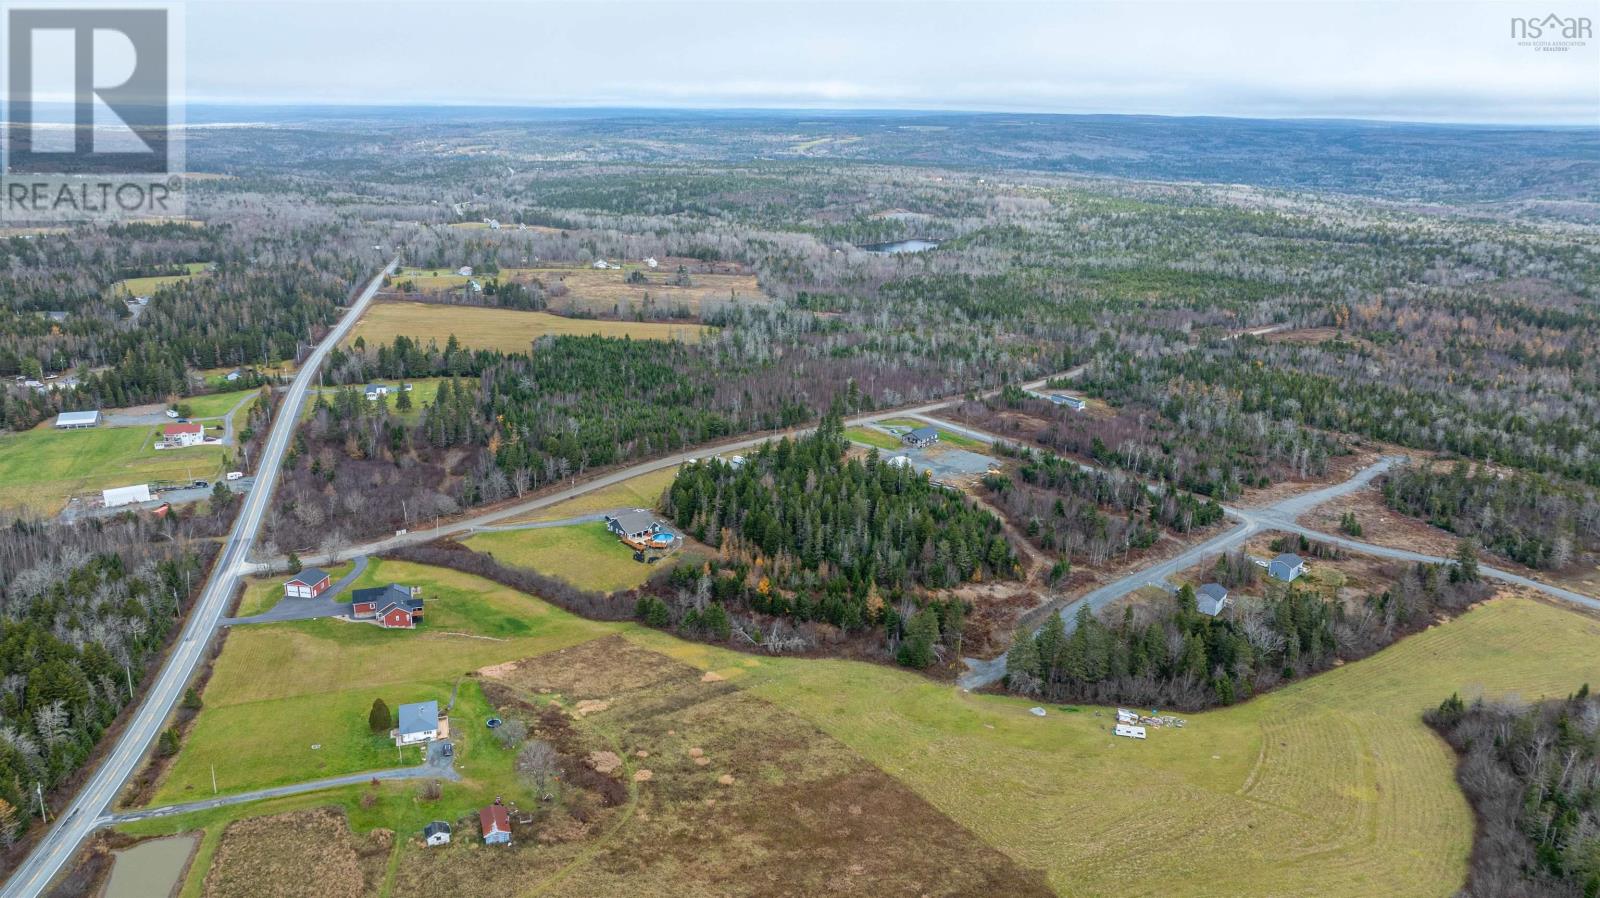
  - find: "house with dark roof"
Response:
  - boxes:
[363,383,390,400]
[903,426,939,448]
[394,700,440,746]
[423,821,451,846]
[1269,553,1307,582]
[1049,394,1088,411]
[284,568,332,599]
[479,805,512,844]
[606,509,661,542]
[351,584,423,628]
[1196,583,1230,616]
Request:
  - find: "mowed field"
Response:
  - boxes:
[391,263,764,316]
[347,301,709,354]
[0,425,225,514]
[635,594,1600,898]
[134,552,1600,898]
[463,521,666,594]
[502,466,678,524]
[110,262,211,296]
[149,560,615,805]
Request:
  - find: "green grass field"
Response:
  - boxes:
[150,560,614,804]
[140,545,1600,898]
[876,418,988,450]
[844,426,902,450]
[177,388,263,420]
[0,425,226,514]
[463,521,664,593]
[304,379,442,424]
[348,301,709,354]
[110,262,210,296]
[503,466,678,524]
[635,595,1600,898]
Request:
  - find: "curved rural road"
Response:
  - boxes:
[0,259,398,898]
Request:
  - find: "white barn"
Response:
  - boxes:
[54,410,101,429]
[103,484,152,508]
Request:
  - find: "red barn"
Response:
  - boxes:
[350,584,423,628]
[283,568,332,599]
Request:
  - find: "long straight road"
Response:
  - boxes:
[0,259,397,898]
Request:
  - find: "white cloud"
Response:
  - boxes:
[184,0,1600,123]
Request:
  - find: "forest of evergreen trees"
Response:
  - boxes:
[642,416,1015,665]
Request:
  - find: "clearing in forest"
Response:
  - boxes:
[347,301,709,354]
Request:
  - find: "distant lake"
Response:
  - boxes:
[859,239,940,254]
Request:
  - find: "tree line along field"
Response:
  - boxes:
[128,551,1600,898]
[345,301,711,355]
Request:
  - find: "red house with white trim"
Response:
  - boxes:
[350,584,423,629]
[283,568,332,599]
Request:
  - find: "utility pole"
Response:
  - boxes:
[35,783,47,825]
[124,663,134,699]
[211,765,218,795]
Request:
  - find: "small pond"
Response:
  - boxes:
[858,239,940,254]
[106,833,198,898]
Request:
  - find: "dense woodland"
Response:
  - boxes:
[1428,688,1600,898]
[0,520,209,844]
[1382,462,1600,571]
[982,442,1226,568]
[1005,552,1492,710]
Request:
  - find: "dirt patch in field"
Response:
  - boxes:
[414,637,1054,898]
[1297,483,1461,559]
[203,808,386,898]
[478,635,694,698]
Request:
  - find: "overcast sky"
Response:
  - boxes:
[181,0,1599,124]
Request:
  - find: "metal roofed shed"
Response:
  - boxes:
[54,410,101,429]
[102,484,152,508]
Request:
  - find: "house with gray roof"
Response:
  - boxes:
[1269,553,1306,582]
[1196,583,1230,616]
[394,700,440,746]
[606,509,662,542]
[903,426,939,447]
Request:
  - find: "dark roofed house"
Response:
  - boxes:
[423,821,451,846]
[479,804,512,844]
[606,509,661,543]
[1196,583,1230,616]
[1269,553,1306,582]
[284,568,332,599]
[351,583,423,628]
[903,426,939,448]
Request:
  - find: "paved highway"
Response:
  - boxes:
[0,259,397,898]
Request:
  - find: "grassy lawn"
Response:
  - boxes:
[844,426,902,451]
[177,388,263,420]
[110,262,210,296]
[505,466,677,524]
[876,418,988,450]
[304,378,442,424]
[152,560,614,804]
[463,521,662,594]
[349,301,710,354]
[0,425,225,514]
[633,594,1600,898]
